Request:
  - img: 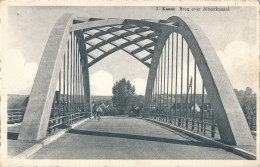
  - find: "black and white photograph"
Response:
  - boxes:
[0,1,259,166]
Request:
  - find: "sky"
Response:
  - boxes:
[5,6,258,95]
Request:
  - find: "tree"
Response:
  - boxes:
[112,78,135,115]
[234,87,256,130]
[103,105,119,116]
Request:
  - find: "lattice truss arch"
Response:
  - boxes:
[71,17,180,68]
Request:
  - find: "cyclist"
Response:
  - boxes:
[97,105,102,121]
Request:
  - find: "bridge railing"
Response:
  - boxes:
[7,108,25,124]
[47,92,91,133]
[149,108,218,138]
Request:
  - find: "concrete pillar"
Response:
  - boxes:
[18,14,75,140]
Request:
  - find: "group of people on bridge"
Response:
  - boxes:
[92,103,103,121]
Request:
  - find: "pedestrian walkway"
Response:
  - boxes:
[27,116,245,159]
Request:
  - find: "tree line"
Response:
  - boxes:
[107,78,256,130]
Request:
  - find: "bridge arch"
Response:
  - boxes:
[18,13,254,145]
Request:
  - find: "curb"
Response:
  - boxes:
[144,118,256,160]
[13,117,92,159]
[13,144,43,159]
[41,130,66,146]
[233,148,256,160]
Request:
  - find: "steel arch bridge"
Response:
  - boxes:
[18,13,254,146]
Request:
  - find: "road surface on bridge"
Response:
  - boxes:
[28,117,244,159]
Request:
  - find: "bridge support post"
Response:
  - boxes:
[76,30,92,118]
[144,30,171,118]
[81,56,91,117]
[18,14,75,140]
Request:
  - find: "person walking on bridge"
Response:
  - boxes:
[97,105,102,121]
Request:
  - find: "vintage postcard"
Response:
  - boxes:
[0,0,259,167]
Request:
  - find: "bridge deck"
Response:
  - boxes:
[27,117,244,159]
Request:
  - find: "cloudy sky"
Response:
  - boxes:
[5,6,258,95]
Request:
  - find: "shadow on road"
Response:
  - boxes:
[67,129,218,148]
